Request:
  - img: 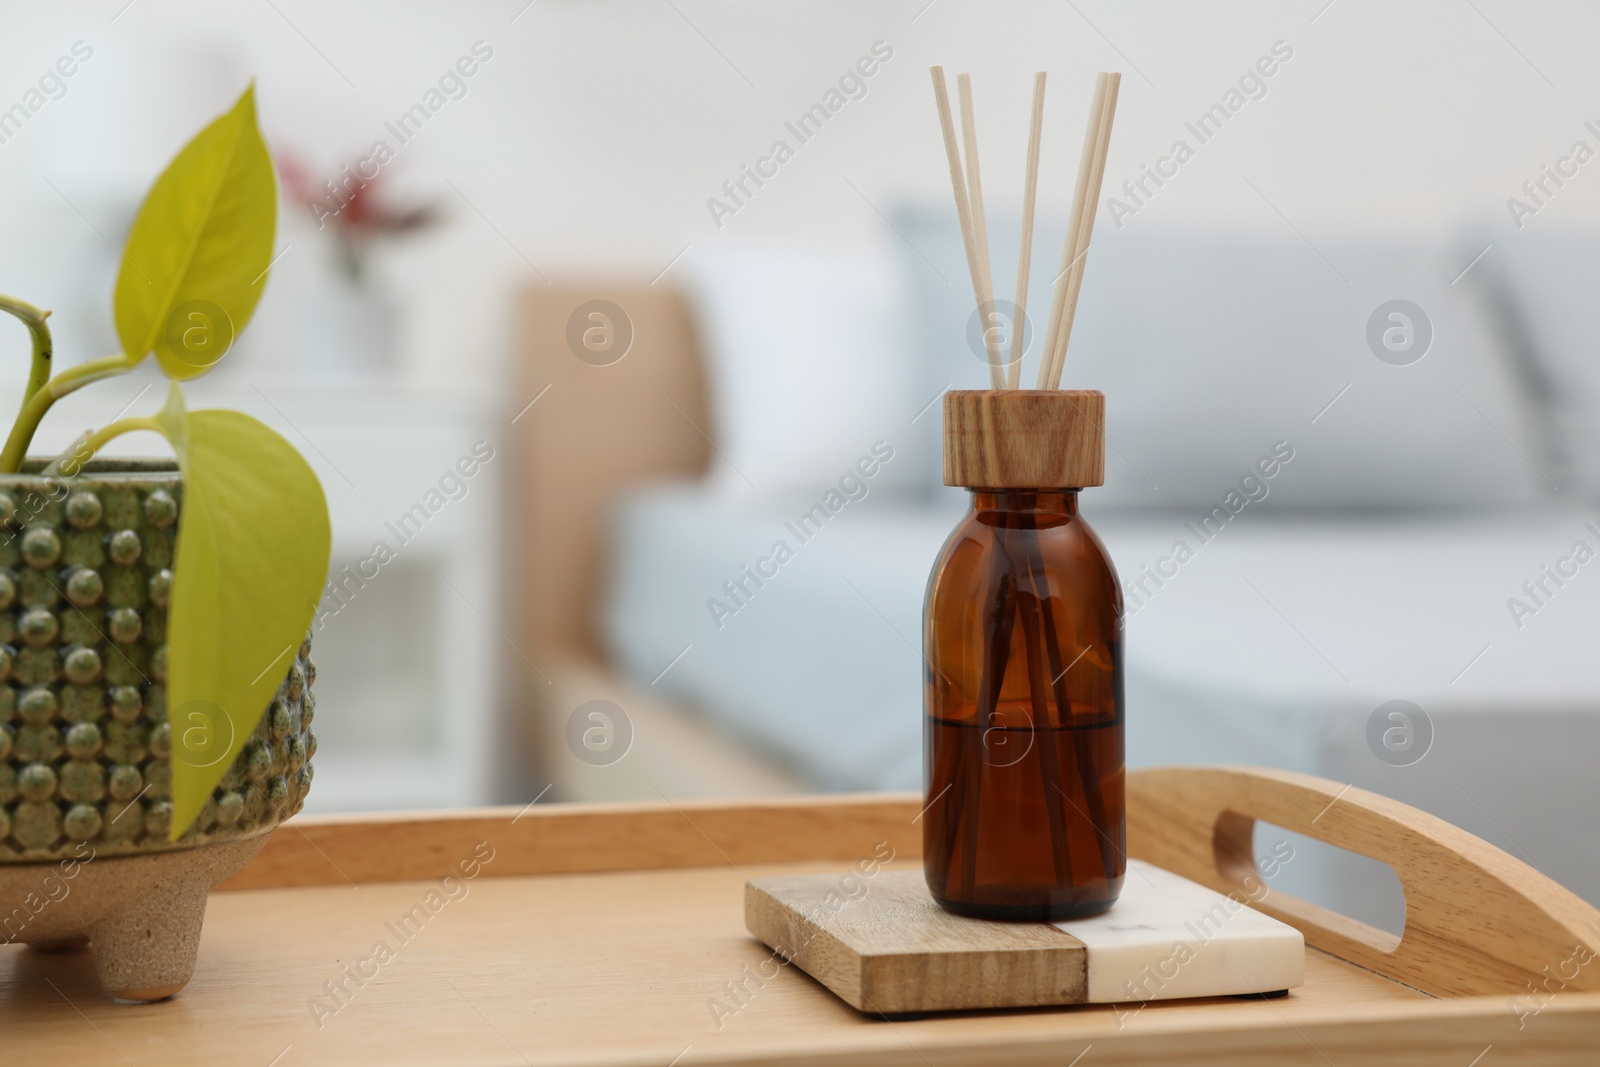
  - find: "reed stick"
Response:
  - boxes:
[1053,72,1120,388]
[1010,521,1075,888]
[1033,73,1105,390]
[1030,544,1119,884]
[1039,71,1120,389]
[1008,72,1047,389]
[955,530,1018,897]
[929,67,1004,389]
[957,74,1004,387]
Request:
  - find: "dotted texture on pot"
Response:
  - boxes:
[0,469,315,861]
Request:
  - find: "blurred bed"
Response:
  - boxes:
[512,219,1600,918]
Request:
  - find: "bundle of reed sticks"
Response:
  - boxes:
[929,67,1120,390]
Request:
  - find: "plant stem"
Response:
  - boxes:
[0,294,54,411]
[0,353,137,473]
[46,416,162,477]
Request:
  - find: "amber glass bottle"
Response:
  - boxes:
[923,390,1124,920]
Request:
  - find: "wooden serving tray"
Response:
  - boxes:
[2,766,1597,1065]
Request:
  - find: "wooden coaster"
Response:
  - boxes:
[744,860,1304,1014]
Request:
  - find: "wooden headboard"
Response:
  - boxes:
[511,283,710,661]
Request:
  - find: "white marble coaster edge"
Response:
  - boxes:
[1053,859,1307,1003]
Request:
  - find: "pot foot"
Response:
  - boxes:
[89,881,209,1002]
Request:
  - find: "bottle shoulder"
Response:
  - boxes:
[931,507,1116,566]
[927,506,1121,608]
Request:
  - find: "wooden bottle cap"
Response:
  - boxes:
[942,390,1105,489]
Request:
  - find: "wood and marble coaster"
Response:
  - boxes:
[745,859,1304,1014]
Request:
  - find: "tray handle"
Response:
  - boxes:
[1127,765,1600,998]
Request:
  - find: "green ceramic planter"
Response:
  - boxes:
[0,459,316,1000]
[0,459,316,861]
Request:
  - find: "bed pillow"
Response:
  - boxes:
[680,243,931,494]
[894,205,1551,510]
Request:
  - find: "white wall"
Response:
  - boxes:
[0,0,1597,394]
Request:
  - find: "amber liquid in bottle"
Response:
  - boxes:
[923,489,1124,920]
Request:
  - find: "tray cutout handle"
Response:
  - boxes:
[1214,809,1402,955]
[1128,766,1600,998]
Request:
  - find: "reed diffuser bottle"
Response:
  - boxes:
[923,390,1124,920]
[922,62,1124,917]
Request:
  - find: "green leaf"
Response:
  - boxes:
[114,85,276,380]
[145,385,331,838]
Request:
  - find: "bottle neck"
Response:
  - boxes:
[970,489,1080,516]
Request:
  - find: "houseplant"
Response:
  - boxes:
[0,86,329,1000]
